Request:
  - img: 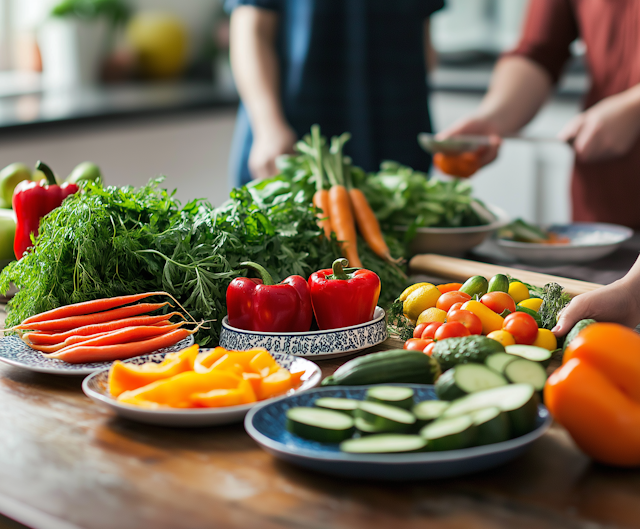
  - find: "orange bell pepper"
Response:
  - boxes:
[545,323,640,466]
[108,344,199,397]
[192,379,257,407]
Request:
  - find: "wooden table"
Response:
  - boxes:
[1,310,640,528]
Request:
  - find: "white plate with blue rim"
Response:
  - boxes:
[244,384,552,481]
[219,306,387,359]
[0,335,195,376]
[82,350,322,427]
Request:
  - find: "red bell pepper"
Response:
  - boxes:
[226,261,312,332]
[13,161,78,260]
[308,258,381,330]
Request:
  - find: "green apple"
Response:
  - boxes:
[0,208,16,262]
[66,162,102,185]
[0,163,31,207]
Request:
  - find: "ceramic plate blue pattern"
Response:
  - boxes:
[0,335,194,376]
[245,384,552,481]
[220,306,387,359]
[83,351,321,427]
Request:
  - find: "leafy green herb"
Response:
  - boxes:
[538,283,572,330]
[386,298,415,341]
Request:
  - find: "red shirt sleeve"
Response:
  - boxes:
[506,0,579,84]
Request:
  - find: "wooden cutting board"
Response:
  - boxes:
[409,254,603,297]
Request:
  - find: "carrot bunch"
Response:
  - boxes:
[11,292,201,364]
[301,125,401,269]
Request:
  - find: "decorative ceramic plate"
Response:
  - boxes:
[497,222,633,265]
[245,385,552,481]
[83,351,321,427]
[219,307,387,359]
[0,335,194,376]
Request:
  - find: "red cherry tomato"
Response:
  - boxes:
[447,309,482,335]
[434,321,470,341]
[436,291,471,313]
[421,321,444,340]
[404,338,433,351]
[502,312,538,345]
[413,323,429,339]
[480,292,516,315]
[448,302,464,314]
[423,341,436,356]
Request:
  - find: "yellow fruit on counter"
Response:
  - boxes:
[126,12,188,79]
[416,307,447,326]
[487,330,516,347]
[518,297,543,312]
[403,284,441,321]
[462,300,504,335]
[508,282,530,304]
[533,328,557,351]
[399,282,430,302]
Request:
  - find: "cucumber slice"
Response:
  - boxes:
[356,401,417,433]
[505,344,552,364]
[315,397,360,416]
[412,400,450,424]
[435,363,508,401]
[420,415,476,451]
[469,407,510,445]
[340,434,427,454]
[485,352,517,374]
[354,416,386,435]
[504,358,548,391]
[443,384,539,438]
[366,386,415,410]
[286,407,354,443]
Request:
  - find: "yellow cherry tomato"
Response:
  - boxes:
[508,282,530,304]
[399,282,432,302]
[403,284,441,321]
[533,328,558,351]
[416,307,448,326]
[518,297,543,312]
[487,330,516,347]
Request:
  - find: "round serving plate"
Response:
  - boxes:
[219,306,387,359]
[245,384,552,481]
[0,335,194,376]
[83,351,321,427]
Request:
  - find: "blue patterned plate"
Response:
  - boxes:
[245,385,552,481]
[0,335,194,376]
[83,351,321,427]
[220,306,387,359]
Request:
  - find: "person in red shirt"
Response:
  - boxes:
[440,0,640,229]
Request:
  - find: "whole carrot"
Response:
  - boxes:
[313,189,333,239]
[21,292,169,325]
[328,185,362,268]
[16,302,171,332]
[349,187,395,263]
[30,322,186,354]
[23,313,183,345]
[44,328,196,364]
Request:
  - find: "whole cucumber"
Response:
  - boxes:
[459,276,489,298]
[487,274,510,293]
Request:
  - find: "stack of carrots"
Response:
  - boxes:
[12,292,199,364]
[304,125,400,269]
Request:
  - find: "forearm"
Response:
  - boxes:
[474,56,553,135]
[229,6,286,135]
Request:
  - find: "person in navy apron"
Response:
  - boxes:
[225,0,444,187]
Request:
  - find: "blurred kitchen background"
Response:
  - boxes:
[0,0,585,223]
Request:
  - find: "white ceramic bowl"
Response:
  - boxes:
[497,222,633,265]
[82,350,321,427]
[219,307,387,359]
[396,205,510,257]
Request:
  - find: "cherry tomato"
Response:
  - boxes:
[423,341,436,356]
[413,323,429,339]
[503,312,538,345]
[447,309,482,335]
[436,283,463,294]
[433,151,481,178]
[421,321,444,340]
[436,291,471,313]
[404,338,433,351]
[480,292,516,315]
[434,321,470,341]
[448,302,464,314]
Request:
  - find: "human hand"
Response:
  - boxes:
[437,116,502,168]
[553,280,640,337]
[558,92,640,163]
[249,122,297,180]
